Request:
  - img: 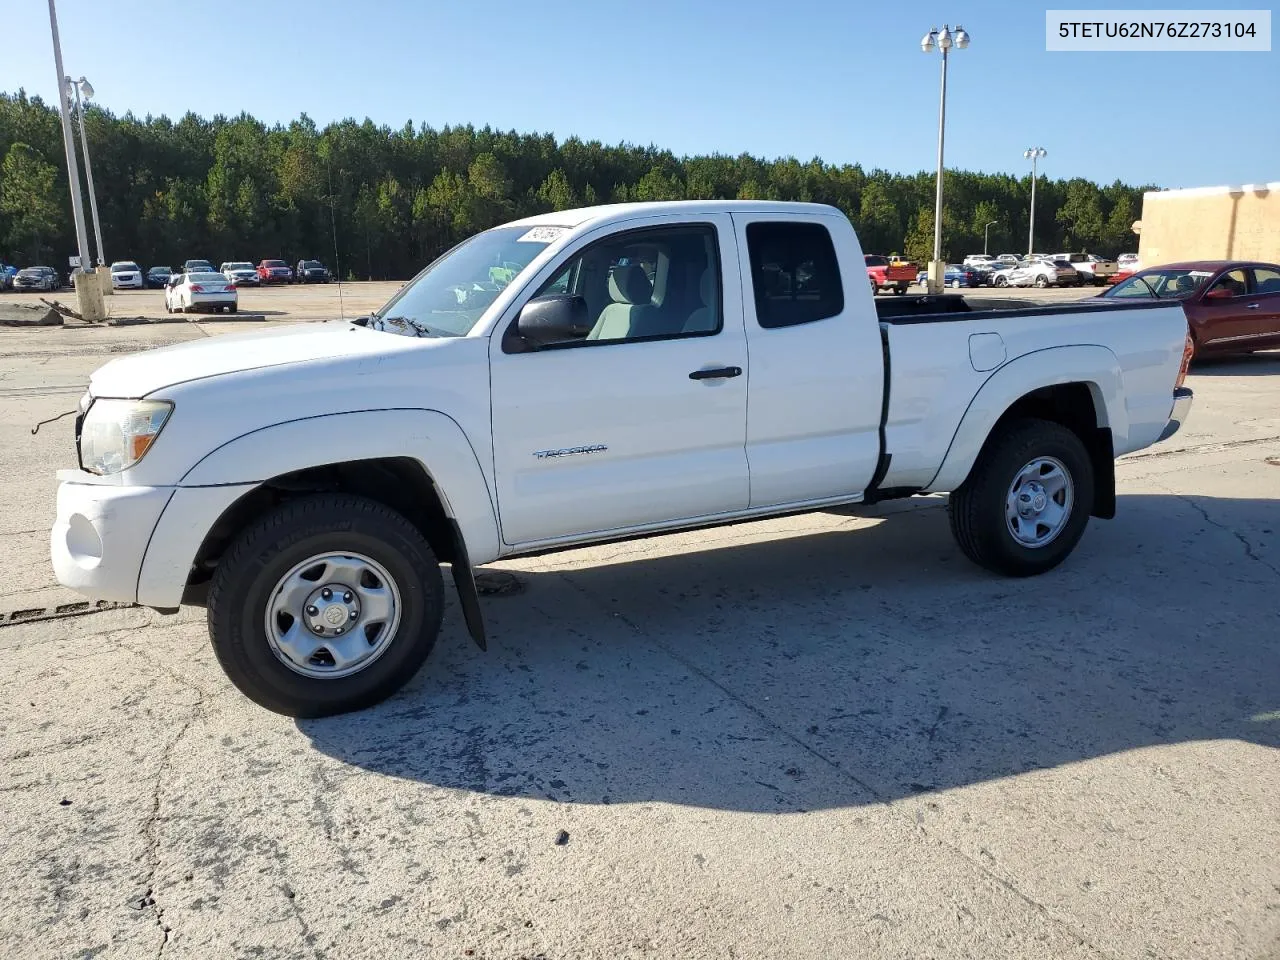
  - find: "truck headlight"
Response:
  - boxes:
[79,399,174,475]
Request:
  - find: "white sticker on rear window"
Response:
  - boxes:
[1189,271,1214,277]
[517,226,569,243]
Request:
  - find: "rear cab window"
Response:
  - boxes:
[746,222,844,329]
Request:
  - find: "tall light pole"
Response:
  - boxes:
[68,76,105,268]
[983,220,998,255]
[921,23,969,294]
[1024,147,1047,257]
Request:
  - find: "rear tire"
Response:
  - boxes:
[948,418,1094,577]
[207,494,445,717]
[1034,275,1048,288]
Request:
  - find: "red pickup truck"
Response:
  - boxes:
[865,255,917,296]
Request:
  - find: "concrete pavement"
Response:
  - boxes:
[0,314,1277,959]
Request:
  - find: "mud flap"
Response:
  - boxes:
[448,519,487,651]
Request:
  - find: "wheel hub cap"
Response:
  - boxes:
[264,552,401,679]
[1005,457,1074,548]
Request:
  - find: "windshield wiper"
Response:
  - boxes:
[369,314,455,337]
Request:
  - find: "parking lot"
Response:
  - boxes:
[1,288,1277,959]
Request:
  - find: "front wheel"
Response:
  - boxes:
[947,418,1094,577]
[207,494,445,717]
[994,275,1009,287]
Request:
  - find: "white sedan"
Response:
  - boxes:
[109,261,144,289]
[165,271,239,314]
[991,259,1080,288]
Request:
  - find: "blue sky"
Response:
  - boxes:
[6,0,1277,188]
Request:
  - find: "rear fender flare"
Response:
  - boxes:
[925,345,1126,493]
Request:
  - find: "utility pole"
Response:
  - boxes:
[46,0,103,320]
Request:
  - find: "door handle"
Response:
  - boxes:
[689,366,743,380]
[1246,303,1260,309]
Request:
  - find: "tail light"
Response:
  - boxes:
[228,281,237,289]
[1175,328,1194,390]
[188,284,204,292]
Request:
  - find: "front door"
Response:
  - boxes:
[488,214,749,547]
[1195,268,1256,349]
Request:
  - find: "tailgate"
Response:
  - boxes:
[886,264,918,280]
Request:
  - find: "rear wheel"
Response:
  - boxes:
[207,494,445,717]
[948,418,1094,577]
[1034,275,1048,288]
[894,284,908,295]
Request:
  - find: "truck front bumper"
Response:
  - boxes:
[1158,387,1194,442]
[50,478,173,605]
[51,475,253,609]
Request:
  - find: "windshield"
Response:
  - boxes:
[301,260,322,268]
[111,262,140,272]
[227,262,253,270]
[264,260,286,268]
[367,224,564,337]
[1102,268,1213,299]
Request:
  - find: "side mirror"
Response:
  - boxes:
[1203,286,1234,301]
[515,295,591,347]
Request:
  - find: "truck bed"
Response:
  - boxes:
[871,294,1189,492]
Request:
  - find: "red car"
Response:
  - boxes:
[257,259,294,284]
[1100,260,1280,358]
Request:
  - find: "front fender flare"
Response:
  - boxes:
[926,345,1125,493]
[179,408,501,566]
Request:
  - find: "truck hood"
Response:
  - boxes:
[89,322,410,397]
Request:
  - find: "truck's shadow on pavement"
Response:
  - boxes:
[299,493,1279,811]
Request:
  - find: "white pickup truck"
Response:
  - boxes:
[50,201,1194,717]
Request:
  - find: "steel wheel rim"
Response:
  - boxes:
[263,551,402,679]
[1005,456,1074,548]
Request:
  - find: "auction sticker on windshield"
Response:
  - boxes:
[517,226,569,243]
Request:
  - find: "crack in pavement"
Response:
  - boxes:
[1120,432,1280,463]
[1175,492,1280,581]
[554,568,1117,960]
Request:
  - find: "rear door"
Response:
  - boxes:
[488,213,750,547]
[1247,266,1280,347]
[732,213,884,507]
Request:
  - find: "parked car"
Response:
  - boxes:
[1111,253,1141,285]
[865,254,916,295]
[1100,260,1280,358]
[0,263,15,291]
[49,200,1195,716]
[963,254,997,268]
[146,267,174,289]
[993,259,1078,288]
[12,266,60,292]
[995,254,1021,265]
[221,261,260,286]
[294,260,331,283]
[1048,253,1116,286]
[110,261,145,290]
[164,270,238,314]
[183,259,217,274]
[914,264,981,288]
[257,260,293,284]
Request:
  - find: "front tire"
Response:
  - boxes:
[947,418,1094,577]
[207,494,445,717]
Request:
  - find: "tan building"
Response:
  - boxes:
[1135,181,1279,266]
